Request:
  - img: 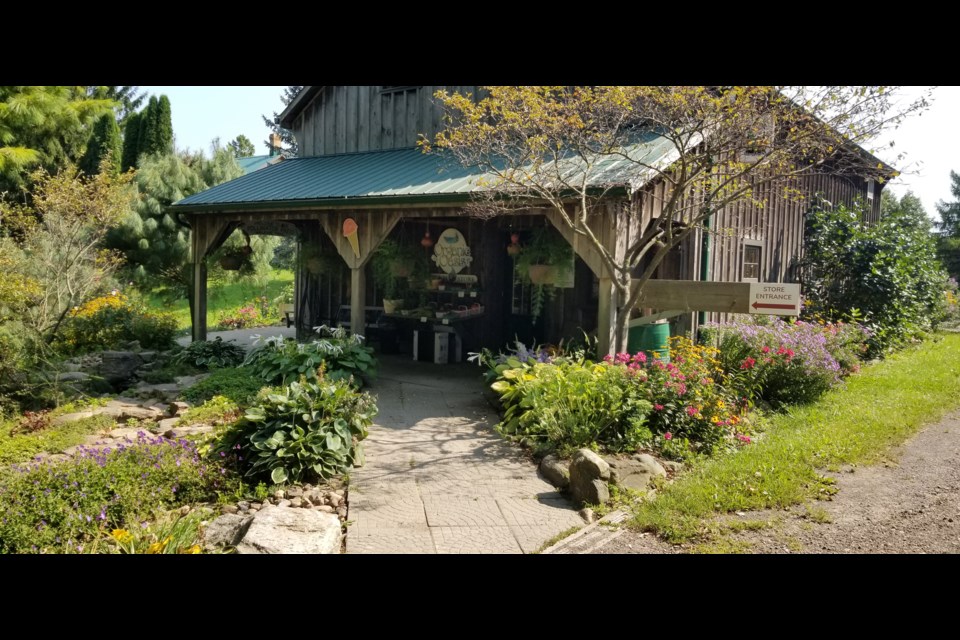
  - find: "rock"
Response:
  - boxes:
[175,374,209,388]
[234,507,342,554]
[274,489,285,501]
[237,501,250,511]
[277,499,292,508]
[51,411,97,426]
[316,505,335,513]
[221,505,239,515]
[107,427,148,441]
[569,449,611,506]
[539,454,570,490]
[133,383,181,401]
[204,513,253,549]
[601,454,667,492]
[172,401,190,415]
[305,491,323,506]
[149,402,177,417]
[124,340,142,351]
[285,486,304,498]
[180,505,191,516]
[157,417,179,432]
[99,351,144,386]
[101,400,161,422]
[337,506,347,518]
[579,508,597,524]
[326,493,342,508]
[662,461,684,473]
[58,372,91,383]
[633,454,667,478]
[289,497,303,508]
[62,362,82,372]
[164,425,215,439]
[331,490,344,499]
[250,502,262,510]
[139,351,158,363]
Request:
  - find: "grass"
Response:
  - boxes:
[532,525,583,554]
[180,368,268,406]
[143,270,294,331]
[631,333,960,544]
[0,414,115,465]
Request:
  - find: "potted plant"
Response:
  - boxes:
[371,239,431,313]
[219,245,253,271]
[514,227,573,321]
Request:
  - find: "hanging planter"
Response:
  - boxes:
[527,264,554,285]
[389,261,413,278]
[219,255,244,271]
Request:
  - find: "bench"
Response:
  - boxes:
[280,303,295,328]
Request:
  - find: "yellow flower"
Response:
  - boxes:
[147,536,173,554]
[111,529,132,544]
[184,545,202,554]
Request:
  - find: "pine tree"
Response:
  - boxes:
[120,111,142,172]
[936,171,960,237]
[261,86,302,155]
[79,113,122,176]
[228,134,256,158]
[137,96,159,158]
[155,95,173,154]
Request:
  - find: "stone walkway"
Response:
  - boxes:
[176,326,295,350]
[346,357,583,554]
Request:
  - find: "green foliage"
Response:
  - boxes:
[180,368,267,406]
[0,413,113,465]
[937,236,960,280]
[176,395,242,427]
[513,226,573,321]
[0,433,239,553]
[172,337,247,370]
[214,296,273,330]
[370,238,429,300]
[936,170,960,237]
[137,95,173,158]
[214,370,376,484]
[120,111,142,172]
[99,511,206,554]
[799,198,947,355]
[243,325,377,387]
[493,358,653,453]
[631,333,960,543]
[0,86,116,196]
[79,113,121,176]
[57,291,178,354]
[228,134,256,158]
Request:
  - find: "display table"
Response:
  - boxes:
[382,312,485,364]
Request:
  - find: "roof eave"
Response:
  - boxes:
[278,86,323,130]
[172,191,476,214]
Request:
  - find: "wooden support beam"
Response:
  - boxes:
[319,210,402,269]
[597,277,617,356]
[192,261,207,342]
[188,216,234,342]
[631,279,752,314]
[350,267,365,339]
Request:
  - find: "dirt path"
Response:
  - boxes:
[593,411,960,554]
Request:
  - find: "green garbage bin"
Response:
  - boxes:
[627,320,670,363]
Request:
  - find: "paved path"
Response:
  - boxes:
[176,326,295,350]
[346,357,583,554]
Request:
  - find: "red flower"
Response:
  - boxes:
[664,432,673,440]
[654,404,664,411]
[686,406,698,416]
[761,346,771,354]
[740,357,756,370]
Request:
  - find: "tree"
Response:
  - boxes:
[261,86,302,155]
[120,111,142,172]
[228,134,256,158]
[430,86,929,353]
[79,113,122,176]
[936,170,960,236]
[0,86,115,198]
[83,86,145,129]
[137,95,174,158]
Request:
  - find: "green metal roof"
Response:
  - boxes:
[172,133,677,213]
[235,155,277,175]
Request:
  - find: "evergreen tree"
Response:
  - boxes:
[261,86,302,155]
[137,96,159,158]
[83,86,145,129]
[79,113,122,176]
[936,171,960,237]
[228,134,256,158]
[120,111,142,172]
[155,95,173,154]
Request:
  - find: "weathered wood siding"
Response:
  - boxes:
[293,86,480,156]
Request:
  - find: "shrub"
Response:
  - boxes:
[243,325,377,387]
[172,337,247,370]
[180,367,267,406]
[214,369,377,484]
[494,359,653,453]
[704,317,863,408]
[176,395,242,427]
[799,200,947,355]
[0,433,238,554]
[100,511,206,555]
[57,291,178,353]
[214,297,274,330]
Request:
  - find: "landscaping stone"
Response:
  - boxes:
[58,372,91,383]
[164,425,214,439]
[140,351,158,363]
[306,491,323,506]
[172,401,190,414]
[51,411,97,426]
[157,417,179,432]
[289,497,304,508]
[579,508,597,524]
[326,493,342,508]
[285,486,304,498]
[237,501,250,511]
[175,374,208,388]
[133,383,181,401]
[277,499,292,508]
[233,506,342,555]
[62,362,82,373]
[315,505,335,513]
[99,351,143,387]
[221,505,239,515]
[539,454,570,490]
[204,514,253,550]
[108,427,148,440]
[603,453,667,492]
[101,400,161,422]
[633,454,667,477]
[569,449,611,506]
[662,461,684,473]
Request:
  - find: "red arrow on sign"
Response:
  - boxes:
[752,302,796,310]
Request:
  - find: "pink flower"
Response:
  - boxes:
[615,352,631,364]
[737,434,752,443]
[686,406,698,416]
[761,346,771,354]
[632,352,648,363]
[740,357,756,370]
[603,354,613,363]
[676,383,687,395]
[664,432,673,440]
[654,404,664,411]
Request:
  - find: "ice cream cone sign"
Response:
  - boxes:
[342,218,360,259]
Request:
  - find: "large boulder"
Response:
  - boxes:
[204,513,254,550]
[100,399,162,422]
[234,506,342,554]
[605,453,667,492]
[569,449,611,506]
[539,454,570,490]
[99,351,143,387]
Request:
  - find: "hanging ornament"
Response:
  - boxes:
[421,230,434,248]
[510,233,520,245]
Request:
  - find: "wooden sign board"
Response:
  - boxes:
[632,279,800,316]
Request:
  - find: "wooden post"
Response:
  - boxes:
[350,266,365,339]
[597,277,617,356]
[192,259,207,342]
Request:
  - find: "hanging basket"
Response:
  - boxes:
[527,264,555,286]
[219,255,244,271]
[390,261,412,278]
[383,299,404,314]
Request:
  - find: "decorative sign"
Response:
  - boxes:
[432,228,473,274]
[749,283,801,315]
[342,218,360,259]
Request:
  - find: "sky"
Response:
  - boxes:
[142,85,960,218]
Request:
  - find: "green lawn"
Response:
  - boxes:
[632,333,960,543]
[143,270,294,331]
